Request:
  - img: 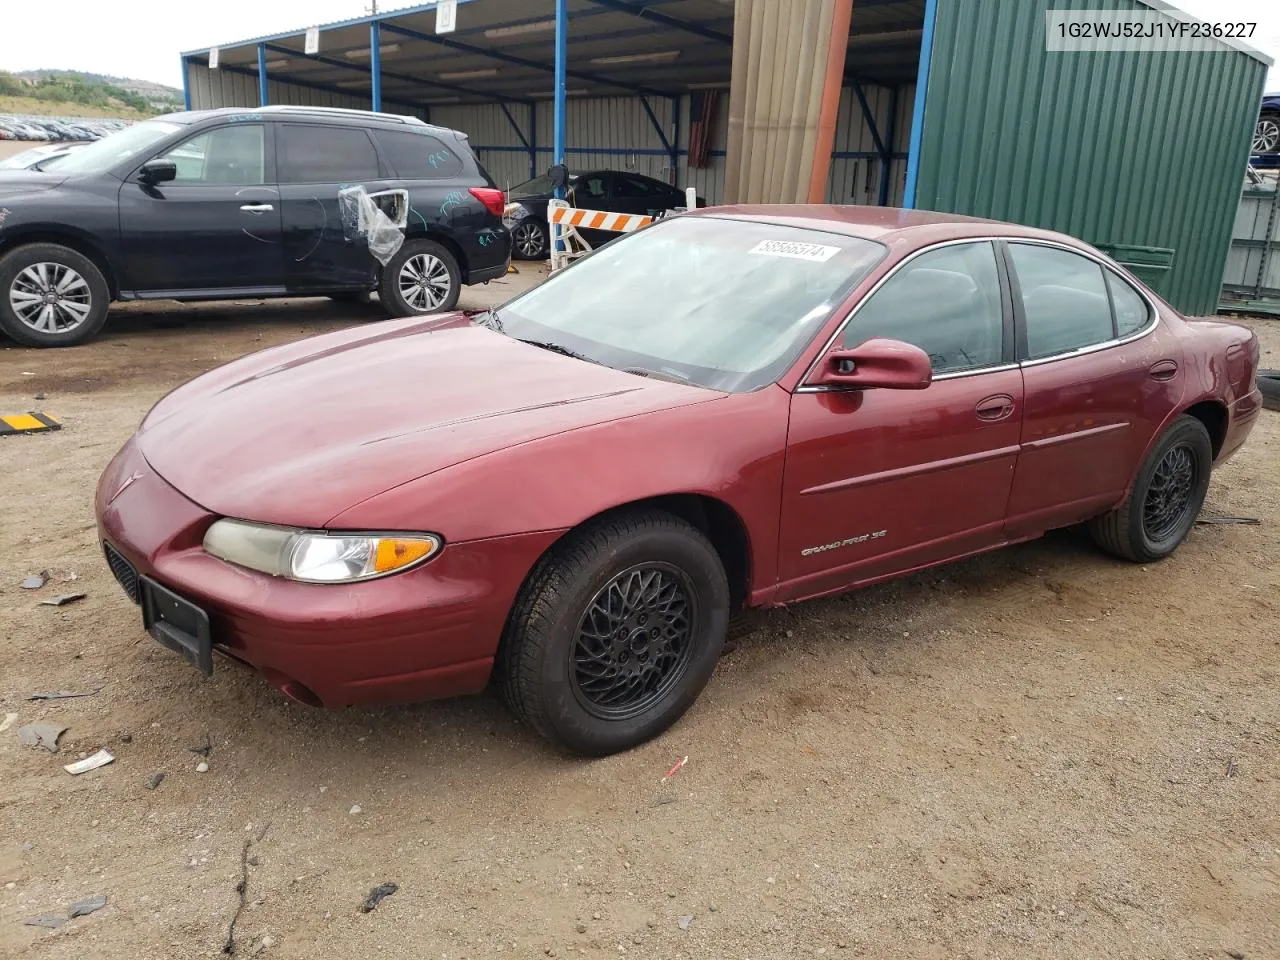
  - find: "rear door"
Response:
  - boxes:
[610,173,677,219]
[275,122,395,292]
[1003,241,1181,536]
[118,122,282,294]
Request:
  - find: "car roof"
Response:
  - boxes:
[154,106,461,138]
[696,204,1091,249]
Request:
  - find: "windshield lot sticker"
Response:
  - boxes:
[749,239,841,262]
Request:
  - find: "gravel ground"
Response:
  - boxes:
[1,293,1277,960]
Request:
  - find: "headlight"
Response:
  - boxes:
[203,519,441,584]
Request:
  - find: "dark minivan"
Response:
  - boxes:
[0,106,511,347]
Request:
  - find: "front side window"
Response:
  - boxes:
[488,216,886,392]
[841,241,1005,374]
[576,176,608,201]
[160,125,265,185]
[613,176,660,199]
[1010,244,1115,359]
[277,124,380,182]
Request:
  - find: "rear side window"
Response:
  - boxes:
[374,130,464,180]
[1010,244,1115,359]
[277,124,380,182]
[1106,271,1152,337]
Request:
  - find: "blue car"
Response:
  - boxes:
[1254,93,1280,155]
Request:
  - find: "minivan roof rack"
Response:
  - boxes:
[252,105,426,125]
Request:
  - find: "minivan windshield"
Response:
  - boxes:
[47,120,183,176]
[486,216,886,392]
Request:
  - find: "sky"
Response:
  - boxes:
[0,0,1277,92]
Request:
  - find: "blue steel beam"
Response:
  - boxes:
[257,44,269,106]
[850,79,887,161]
[880,85,899,206]
[639,96,673,155]
[181,56,192,110]
[369,22,382,112]
[554,0,567,171]
[261,43,511,102]
[903,0,939,208]
[379,21,671,97]
[583,0,732,45]
[499,102,531,150]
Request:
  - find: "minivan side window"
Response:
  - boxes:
[374,130,463,180]
[1010,243,1115,359]
[841,241,1005,375]
[277,124,380,182]
[160,125,265,185]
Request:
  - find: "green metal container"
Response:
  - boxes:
[1092,242,1175,289]
[912,0,1269,315]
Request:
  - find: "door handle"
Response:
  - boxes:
[975,394,1016,421]
[1149,359,1178,381]
[239,203,274,214]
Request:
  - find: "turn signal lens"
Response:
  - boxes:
[374,537,438,573]
[203,520,441,583]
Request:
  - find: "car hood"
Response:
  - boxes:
[138,316,718,527]
[0,169,68,189]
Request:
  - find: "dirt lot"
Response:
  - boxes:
[1,290,1277,960]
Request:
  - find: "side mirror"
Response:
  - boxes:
[548,163,569,190]
[811,337,932,390]
[138,158,177,185]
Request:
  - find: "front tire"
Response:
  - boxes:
[1253,110,1280,154]
[497,510,730,756]
[1089,415,1212,562]
[0,243,110,347]
[378,239,461,316]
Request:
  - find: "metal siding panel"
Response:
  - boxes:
[916,0,1268,314]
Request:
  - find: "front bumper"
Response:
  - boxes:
[95,437,561,708]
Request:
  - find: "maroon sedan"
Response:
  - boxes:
[97,207,1263,755]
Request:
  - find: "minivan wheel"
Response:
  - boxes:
[496,509,730,756]
[0,243,110,347]
[1088,415,1213,563]
[379,239,461,316]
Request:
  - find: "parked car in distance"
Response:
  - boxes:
[0,142,87,172]
[504,169,705,259]
[1254,92,1280,154]
[97,206,1263,756]
[0,106,511,346]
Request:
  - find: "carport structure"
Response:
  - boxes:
[184,0,1268,314]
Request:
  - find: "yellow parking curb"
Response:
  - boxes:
[0,412,61,435]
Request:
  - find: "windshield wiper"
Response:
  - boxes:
[470,308,503,332]
[516,338,597,364]
[623,366,692,385]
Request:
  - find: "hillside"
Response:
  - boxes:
[0,69,181,118]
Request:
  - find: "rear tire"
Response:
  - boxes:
[496,509,730,756]
[1088,415,1212,562]
[378,239,461,317]
[1258,369,1280,412]
[511,220,548,260]
[0,243,110,347]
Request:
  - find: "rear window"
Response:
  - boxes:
[374,129,464,180]
[277,124,380,183]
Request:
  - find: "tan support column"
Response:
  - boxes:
[724,0,854,204]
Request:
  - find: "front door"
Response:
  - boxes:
[119,122,282,294]
[274,122,395,292]
[777,240,1023,602]
[1002,241,1185,536]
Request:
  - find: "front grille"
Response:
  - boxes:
[103,542,140,604]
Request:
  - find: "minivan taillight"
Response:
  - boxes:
[469,187,506,218]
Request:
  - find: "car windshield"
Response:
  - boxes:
[45,120,183,175]
[487,216,887,392]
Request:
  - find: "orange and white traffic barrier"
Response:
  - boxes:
[549,205,653,233]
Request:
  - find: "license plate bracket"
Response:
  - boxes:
[139,576,213,676]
